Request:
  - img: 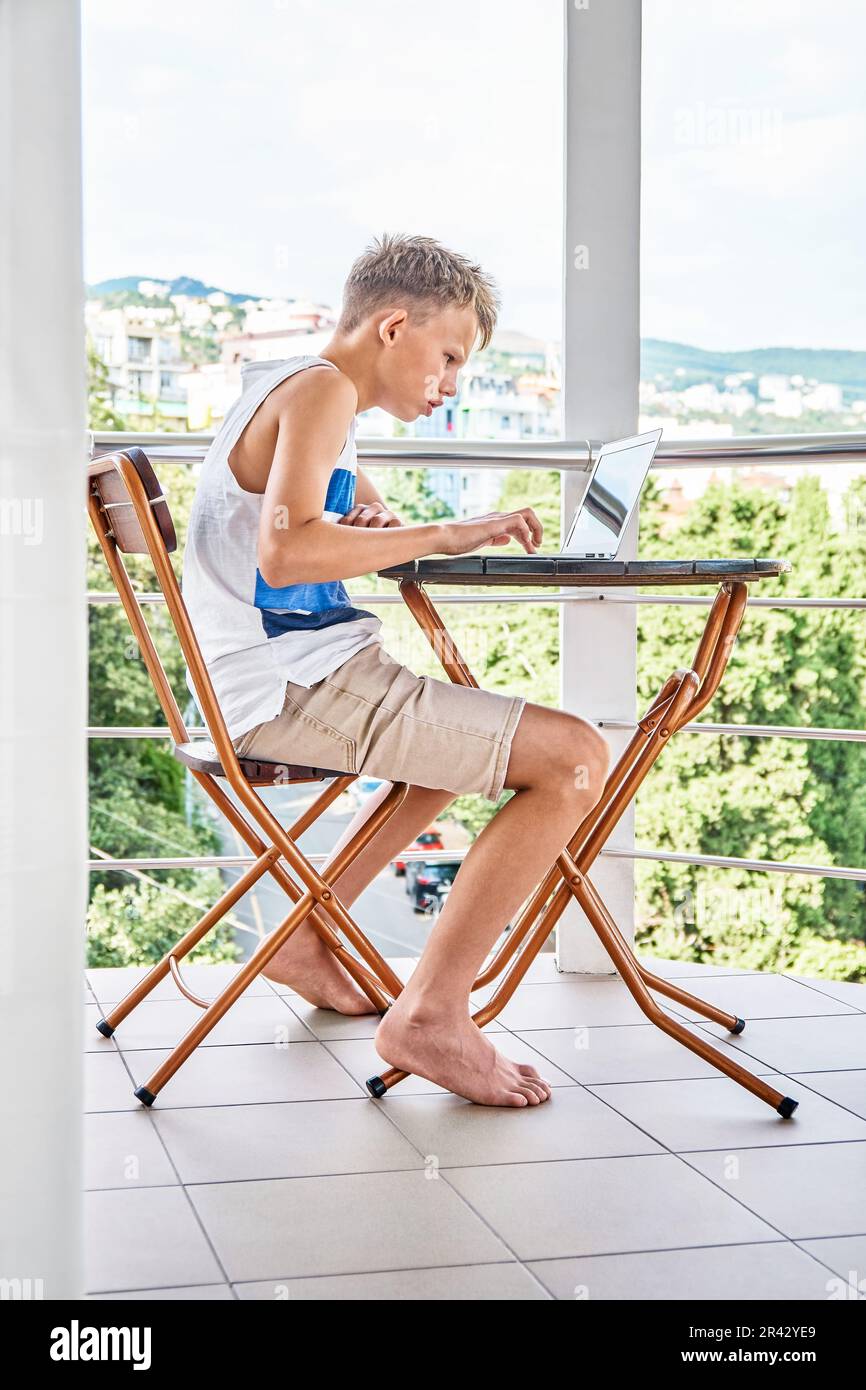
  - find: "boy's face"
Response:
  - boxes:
[376,301,478,422]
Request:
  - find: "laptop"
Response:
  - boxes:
[553,426,663,560]
[379,426,664,580]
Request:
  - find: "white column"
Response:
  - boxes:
[556,0,642,973]
[0,0,86,1298]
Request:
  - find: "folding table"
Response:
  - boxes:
[364,555,800,1119]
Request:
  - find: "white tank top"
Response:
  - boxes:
[181,354,384,739]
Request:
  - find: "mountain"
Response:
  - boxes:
[641,337,866,396]
[86,275,261,305]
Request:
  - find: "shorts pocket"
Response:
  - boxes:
[232,723,264,757]
[281,690,357,771]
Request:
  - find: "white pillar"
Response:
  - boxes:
[0,0,86,1298]
[556,0,642,973]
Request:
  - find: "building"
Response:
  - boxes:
[85,301,189,424]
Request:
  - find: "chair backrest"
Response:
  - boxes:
[87,448,238,773]
[89,446,177,554]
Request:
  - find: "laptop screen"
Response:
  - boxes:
[564,430,662,557]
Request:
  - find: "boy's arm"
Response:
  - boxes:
[256,368,543,587]
[257,370,442,586]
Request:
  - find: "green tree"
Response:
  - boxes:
[633,471,866,978]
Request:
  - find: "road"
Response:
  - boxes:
[216,781,449,963]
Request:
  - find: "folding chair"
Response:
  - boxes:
[87,447,411,1106]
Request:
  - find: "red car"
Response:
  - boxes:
[393,829,445,876]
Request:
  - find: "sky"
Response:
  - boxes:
[82,0,865,353]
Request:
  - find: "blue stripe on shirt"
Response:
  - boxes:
[253,461,365,637]
[259,602,376,639]
[254,572,352,614]
[324,466,355,517]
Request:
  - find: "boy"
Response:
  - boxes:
[183,232,610,1106]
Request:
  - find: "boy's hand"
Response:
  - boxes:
[438,507,543,556]
[338,503,403,528]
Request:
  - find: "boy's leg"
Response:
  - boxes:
[261,781,457,1011]
[375,702,611,1106]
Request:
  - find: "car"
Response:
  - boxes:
[393,828,445,878]
[410,858,462,915]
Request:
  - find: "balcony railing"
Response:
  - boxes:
[87,429,866,892]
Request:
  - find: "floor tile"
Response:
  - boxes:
[235,1263,550,1299]
[85,1186,223,1293]
[85,1111,178,1190]
[528,1241,839,1300]
[685,1141,866,1240]
[496,980,649,1031]
[789,1070,866,1121]
[516,1024,777,1086]
[188,1170,512,1281]
[89,1284,234,1300]
[784,975,866,1010]
[382,1086,664,1167]
[637,955,762,979]
[86,963,275,1006]
[668,973,858,1024]
[585,1072,866,1150]
[795,1234,866,1293]
[285,1001,387,1041]
[695,1013,866,1074]
[105,994,311,1051]
[85,1051,138,1113]
[443,1153,776,1261]
[153,1098,424,1182]
[84,1004,123,1053]
[123,1041,362,1108]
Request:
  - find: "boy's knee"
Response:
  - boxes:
[547,714,610,799]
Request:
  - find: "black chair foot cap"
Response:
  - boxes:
[366,1076,387,1098]
[777,1096,799,1119]
[730,1017,746,1034]
[134,1086,156,1108]
[95,1018,115,1038]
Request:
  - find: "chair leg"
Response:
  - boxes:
[95,846,282,1036]
[132,781,415,1104]
[133,885,341,1105]
[199,771,408,1007]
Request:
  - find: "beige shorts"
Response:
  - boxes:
[232,639,526,802]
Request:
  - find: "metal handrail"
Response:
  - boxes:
[89,427,866,470]
[86,589,866,611]
[88,721,866,745]
[87,845,866,882]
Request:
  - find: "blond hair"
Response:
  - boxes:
[336,232,500,351]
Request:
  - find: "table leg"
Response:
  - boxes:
[367,579,799,1118]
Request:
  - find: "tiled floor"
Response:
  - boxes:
[82,955,866,1301]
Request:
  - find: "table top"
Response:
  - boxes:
[377,557,791,587]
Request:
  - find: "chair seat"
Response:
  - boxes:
[173,739,346,785]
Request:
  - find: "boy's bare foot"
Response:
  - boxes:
[262,920,377,1015]
[374,998,552,1106]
